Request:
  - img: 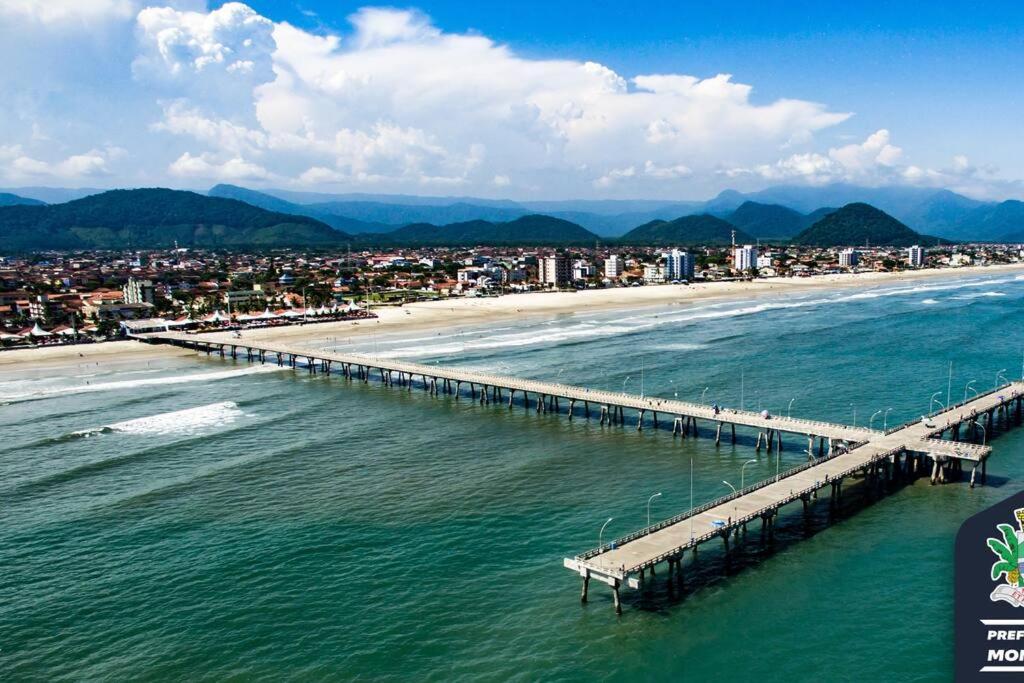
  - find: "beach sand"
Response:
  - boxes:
[190,262,1024,348]
[3,262,1022,368]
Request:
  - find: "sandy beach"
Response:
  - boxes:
[190,261,1024,346]
[3,262,1022,368]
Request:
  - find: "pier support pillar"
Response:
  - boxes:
[731,424,736,444]
[612,582,622,615]
[580,573,590,603]
[715,422,722,446]
[637,410,645,431]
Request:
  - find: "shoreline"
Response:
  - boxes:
[185,261,1024,346]
[3,262,1022,368]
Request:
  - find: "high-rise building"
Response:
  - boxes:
[539,254,570,287]
[839,248,860,268]
[664,249,695,281]
[123,277,155,305]
[604,254,624,278]
[733,245,757,272]
[907,245,925,267]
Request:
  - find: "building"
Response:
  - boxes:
[572,260,596,280]
[839,248,860,268]
[907,245,925,267]
[643,265,665,283]
[28,295,64,324]
[733,245,757,272]
[664,249,695,281]
[604,254,624,278]
[539,254,570,288]
[123,277,156,305]
[224,289,266,311]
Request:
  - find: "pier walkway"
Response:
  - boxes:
[139,332,1018,613]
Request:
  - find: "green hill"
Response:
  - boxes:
[620,214,749,245]
[381,214,597,245]
[794,202,921,247]
[725,201,805,238]
[0,188,350,251]
[0,192,45,207]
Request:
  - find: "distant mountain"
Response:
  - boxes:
[620,214,750,245]
[381,214,597,246]
[0,192,45,207]
[0,188,348,250]
[725,201,806,238]
[208,184,388,233]
[958,200,1024,242]
[794,203,923,247]
[304,200,529,228]
[0,186,104,204]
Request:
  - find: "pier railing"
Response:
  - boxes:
[576,440,875,562]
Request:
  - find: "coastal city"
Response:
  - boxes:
[5,1,1024,680]
[1,241,1018,345]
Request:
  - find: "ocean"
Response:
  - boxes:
[3,273,1024,681]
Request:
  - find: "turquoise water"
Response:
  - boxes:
[3,273,1024,681]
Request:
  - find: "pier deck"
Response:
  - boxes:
[138,332,1019,613]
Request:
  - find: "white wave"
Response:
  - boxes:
[0,364,285,403]
[952,291,1006,300]
[921,298,939,305]
[73,401,245,438]
[651,342,710,352]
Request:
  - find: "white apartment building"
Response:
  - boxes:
[539,254,571,287]
[839,248,860,268]
[907,245,925,267]
[663,249,695,281]
[733,244,757,272]
[604,254,624,278]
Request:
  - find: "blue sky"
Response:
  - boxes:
[0,1,1020,199]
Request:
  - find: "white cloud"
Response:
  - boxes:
[1,148,118,181]
[0,0,135,24]
[168,151,269,181]
[0,2,1005,198]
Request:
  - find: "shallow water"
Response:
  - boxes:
[3,273,1024,681]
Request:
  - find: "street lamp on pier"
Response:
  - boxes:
[647,492,662,526]
[741,459,758,489]
[599,517,614,550]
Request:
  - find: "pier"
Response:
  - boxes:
[140,332,1020,613]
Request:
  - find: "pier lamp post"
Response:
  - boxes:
[599,517,614,550]
[622,376,631,394]
[788,398,796,419]
[977,421,988,446]
[701,386,710,403]
[964,380,977,403]
[997,369,1008,388]
[930,392,944,414]
[884,408,893,431]
[869,410,882,431]
[850,403,857,427]
[722,480,738,520]
[740,459,758,489]
[647,492,662,526]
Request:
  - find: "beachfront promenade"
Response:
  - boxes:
[139,331,1018,613]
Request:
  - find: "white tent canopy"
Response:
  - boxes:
[30,322,53,337]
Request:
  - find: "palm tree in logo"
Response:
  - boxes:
[989,510,1024,587]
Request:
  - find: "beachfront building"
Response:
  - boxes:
[643,265,665,283]
[28,294,64,324]
[573,260,596,280]
[664,249,695,281]
[224,289,265,311]
[733,244,757,272]
[604,254,624,278]
[539,255,570,288]
[123,277,156,305]
[907,245,925,267]
[839,248,860,268]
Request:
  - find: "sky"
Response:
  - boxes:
[0,0,1021,201]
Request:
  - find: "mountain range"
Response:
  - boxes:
[0,189,348,250]
[1,182,1021,251]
